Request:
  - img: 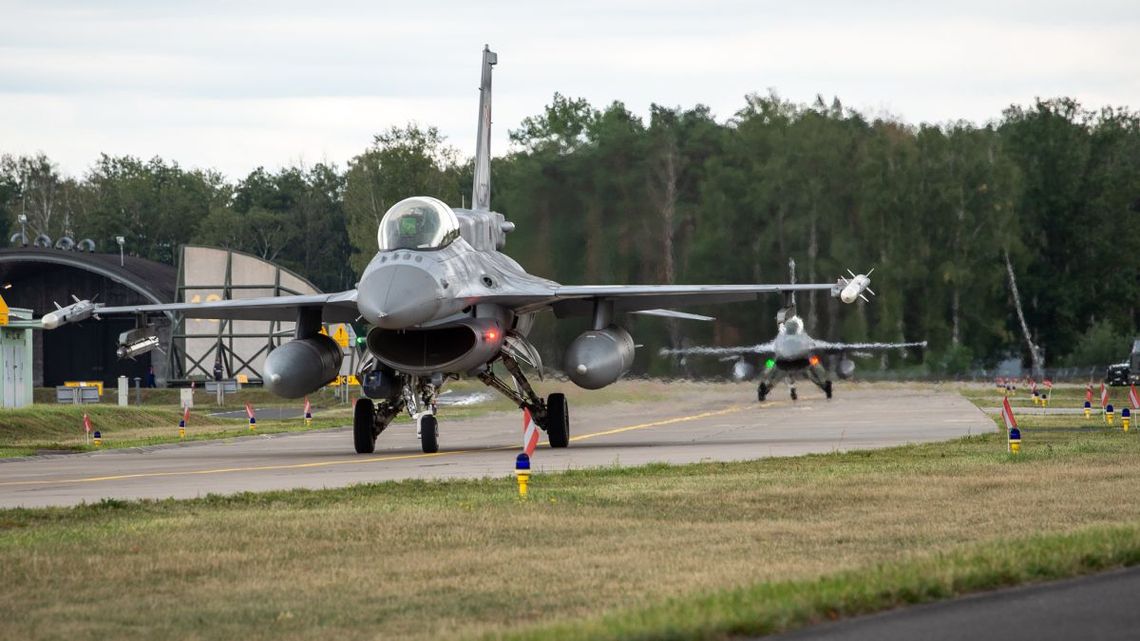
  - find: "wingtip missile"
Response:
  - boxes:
[838,271,873,304]
[41,298,103,329]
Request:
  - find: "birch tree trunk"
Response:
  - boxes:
[1004,249,1044,377]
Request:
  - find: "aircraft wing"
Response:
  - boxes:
[506,283,839,317]
[659,342,777,358]
[91,290,360,323]
[810,339,927,354]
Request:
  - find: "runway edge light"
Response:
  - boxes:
[1106,404,1115,426]
[179,406,189,439]
[93,430,102,447]
[1122,407,1131,432]
[515,453,531,498]
[1084,400,1092,419]
[1008,427,1021,454]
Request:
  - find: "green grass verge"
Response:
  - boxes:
[958,382,1135,410]
[0,405,353,457]
[491,522,1140,641]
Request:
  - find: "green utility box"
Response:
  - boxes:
[1,306,35,408]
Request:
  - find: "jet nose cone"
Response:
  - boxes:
[358,263,443,328]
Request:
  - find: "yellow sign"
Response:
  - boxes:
[65,381,104,396]
[326,375,360,387]
[0,293,8,326]
[332,325,350,348]
[236,374,249,384]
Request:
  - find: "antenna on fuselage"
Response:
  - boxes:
[472,45,497,212]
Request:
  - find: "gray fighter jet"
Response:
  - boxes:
[47,47,873,453]
[662,259,924,402]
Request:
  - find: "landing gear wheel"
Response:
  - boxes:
[790,388,798,401]
[757,383,768,402]
[545,393,570,448]
[419,414,439,454]
[824,381,833,399]
[353,399,376,454]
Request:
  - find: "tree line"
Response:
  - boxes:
[2,93,1137,375]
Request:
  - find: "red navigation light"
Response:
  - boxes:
[809,355,820,366]
[484,328,499,341]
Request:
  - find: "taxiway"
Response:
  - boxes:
[0,388,992,508]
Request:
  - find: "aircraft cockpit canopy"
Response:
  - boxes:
[783,317,804,335]
[378,197,461,251]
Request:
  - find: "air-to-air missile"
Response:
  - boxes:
[40,296,102,329]
[839,269,875,304]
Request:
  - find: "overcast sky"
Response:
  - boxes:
[2,0,1138,180]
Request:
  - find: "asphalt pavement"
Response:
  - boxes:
[767,566,1140,641]
[0,387,992,508]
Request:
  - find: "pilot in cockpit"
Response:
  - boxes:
[396,209,439,248]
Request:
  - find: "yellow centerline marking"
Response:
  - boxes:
[569,405,747,442]
[0,405,750,489]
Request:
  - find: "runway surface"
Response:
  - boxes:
[0,388,992,508]
[767,566,1140,641]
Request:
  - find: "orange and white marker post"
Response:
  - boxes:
[1129,385,1139,411]
[245,402,256,431]
[83,412,92,446]
[522,408,541,458]
[303,397,313,427]
[516,409,542,497]
[1002,397,1020,454]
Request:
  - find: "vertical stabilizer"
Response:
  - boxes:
[778,258,797,323]
[786,258,797,310]
[471,45,497,211]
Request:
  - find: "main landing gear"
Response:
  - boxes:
[353,392,405,454]
[353,371,443,455]
[755,373,833,404]
[806,367,833,400]
[352,353,569,455]
[479,352,570,448]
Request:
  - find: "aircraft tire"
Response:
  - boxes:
[546,393,570,448]
[419,414,439,454]
[353,398,376,454]
[757,384,768,402]
[790,388,798,401]
[824,381,833,399]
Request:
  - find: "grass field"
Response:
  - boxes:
[958,381,1137,410]
[2,391,1140,641]
[0,404,356,457]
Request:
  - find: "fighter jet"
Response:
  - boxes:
[661,259,924,401]
[45,47,873,453]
